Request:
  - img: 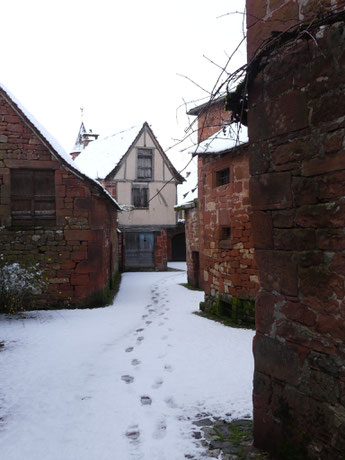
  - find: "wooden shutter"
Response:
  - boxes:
[137,149,152,179]
[11,169,55,226]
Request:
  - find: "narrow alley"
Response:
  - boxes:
[0,264,254,460]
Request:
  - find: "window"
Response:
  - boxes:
[11,169,55,226]
[132,185,149,208]
[215,167,230,187]
[219,226,231,249]
[137,149,153,179]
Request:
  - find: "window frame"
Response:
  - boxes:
[215,167,230,187]
[132,184,149,209]
[11,168,56,227]
[136,148,153,180]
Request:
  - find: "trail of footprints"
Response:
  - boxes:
[123,281,176,443]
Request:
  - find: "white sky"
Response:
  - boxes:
[1,0,246,199]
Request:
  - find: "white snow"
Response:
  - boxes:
[0,266,254,460]
[75,125,143,180]
[191,124,248,155]
[0,83,120,209]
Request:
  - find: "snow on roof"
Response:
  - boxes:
[75,124,143,180]
[191,124,248,155]
[0,82,121,210]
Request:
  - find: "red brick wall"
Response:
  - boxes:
[197,99,231,143]
[247,3,345,457]
[154,229,167,271]
[0,93,118,307]
[198,145,259,304]
[184,203,200,287]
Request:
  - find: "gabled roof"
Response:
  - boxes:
[0,83,121,210]
[75,121,184,183]
[190,124,249,156]
[187,95,227,116]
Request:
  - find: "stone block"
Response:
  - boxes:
[253,334,300,386]
[256,249,298,296]
[250,172,292,210]
[251,210,273,249]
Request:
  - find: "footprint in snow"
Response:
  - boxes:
[125,425,140,441]
[161,335,168,340]
[121,375,134,384]
[145,320,152,325]
[140,395,152,405]
[136,328,144,333]
[125,347,134,353]
[165,396,178,408]
[153,419,167,439]
[148,308,155,313]
[131,359,141,366]
[142,314,148,319]
[137,336,144,343]
[152,378,163,389]
[164,364,173,372]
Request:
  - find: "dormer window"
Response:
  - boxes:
[137,149,153,180]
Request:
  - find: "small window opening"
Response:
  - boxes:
[219,226,231,249]
[215,168,230,187]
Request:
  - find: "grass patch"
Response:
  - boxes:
[194,310,255,330]
[180,283,203,291]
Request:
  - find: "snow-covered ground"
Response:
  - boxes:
[0,264,254,460]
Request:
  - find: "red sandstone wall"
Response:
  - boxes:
[197,99,231,143]
[0,94,118,307]
[154,229,168,270]
[184,203,200,287]
[247,2,345,457]
[198,145,259,302]
[247,0,344,60]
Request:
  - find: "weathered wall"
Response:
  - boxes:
[0,93,118,308]
[154,229,168,271]
[184,202,200,287]
[198,145,259,310]
[247,2,345,457]
[196,99,230,143]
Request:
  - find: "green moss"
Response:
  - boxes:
[202,294,255,329]
[180,283,203,292]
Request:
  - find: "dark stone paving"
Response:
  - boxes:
[191,417,270,459]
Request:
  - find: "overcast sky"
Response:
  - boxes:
[1,0,246,200]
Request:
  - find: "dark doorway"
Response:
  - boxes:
[171,233,186,261]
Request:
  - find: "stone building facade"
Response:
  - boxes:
[186,99,259,323]
[246,1,345,457]
[74,122,184,271]
[0,85,120,308]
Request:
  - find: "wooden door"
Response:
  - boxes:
[125,232,154,269]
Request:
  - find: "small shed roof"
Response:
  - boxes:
[190,124,248,156]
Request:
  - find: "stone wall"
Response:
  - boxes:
[198,145,259,310]
[154,229,168,271]
[197,99,230,143]
[0,92,119,308]
[183,202,200,287]
[247,2,345,457]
